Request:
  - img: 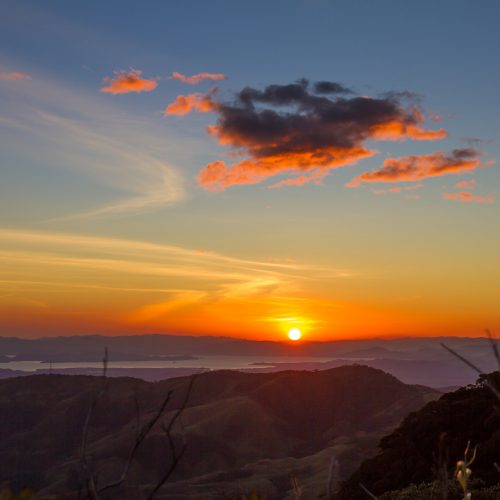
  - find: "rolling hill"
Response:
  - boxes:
[0,365,439,499]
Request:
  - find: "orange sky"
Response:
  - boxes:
[1,228,498,340]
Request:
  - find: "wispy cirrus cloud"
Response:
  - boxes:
[165,78,448,190]
[455,178,477,189]
[442,191,494,205]
[372,183,424,195]
[0,70,187,219]
[0,71,31,81]
[100,68,158,94]
[169,71,226,85]
[0,228,353,333]
[348,149,482,187]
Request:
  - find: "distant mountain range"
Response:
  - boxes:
[0,334,497,388]
[0,365,439,499]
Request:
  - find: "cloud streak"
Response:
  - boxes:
[100,68,158,94]
[442,191,494,205]
[455,178,477,189]
[0,228,353,332]
[169,71,226,85]
[166,79,448,190]
[0,71,186,218]
[0,71,31,81]
[348,149,482,186]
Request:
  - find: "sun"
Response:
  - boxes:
[288,328,302,341]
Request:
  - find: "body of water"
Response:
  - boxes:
[0,355,348,372]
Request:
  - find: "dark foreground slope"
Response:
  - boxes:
[0,366,439,499]
[339,372,500,499]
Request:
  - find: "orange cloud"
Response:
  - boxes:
[164,91,216,116]
[0,72,31,81]
[268,169,328,189]
[371,115,447,141]
[349,149,482,186]
[388,183,424,193]
[198,147,374,191]
[442,191,494,205]
[100,69,158,94]
[169,79,449,190]
[455,178,476,189]
[373,184,424,195]
[169,71,226,85]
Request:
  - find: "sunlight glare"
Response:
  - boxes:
[288,328,301,341]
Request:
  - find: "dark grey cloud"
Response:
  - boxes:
[165,78,449,190]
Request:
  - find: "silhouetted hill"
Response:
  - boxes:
[339,372,500,499]
[0,366,439,499]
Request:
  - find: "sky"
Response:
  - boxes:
[1,0,499,341]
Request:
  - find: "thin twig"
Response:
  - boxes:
[146,374,197,499]
[360,483,379,499]
[80,348,109,500]
[486,329,500,371]
[98,390,174,493]
[440,342,500,401]
[327,455,339,500]
[434,432,449,500]
[440,343,483,374]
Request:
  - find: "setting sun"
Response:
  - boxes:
[288,328,302,341]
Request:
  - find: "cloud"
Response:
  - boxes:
[442,191,494,205]
[348,149,482,186]
[167,79,447,190]
[164,90,216,116]
[0,228,355,336]
[455,178,476,189]
[313,81,352,94]
[372,183,424,195]
[0,71,187,218]
[0,72,31,81]
[169,71,226,85]
[388,183,423,193]
[461,137,492,147]
[268,169,328,189]
[100,68,158,94]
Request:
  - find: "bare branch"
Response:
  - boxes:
[360,483,379,499]
[146,374,197,499]
[486,329,500,371]
[433,432,449,500]
[440,343,483,374]
[79,347,109,500]
[441,342,500,402]
[164,374,197,437]
[97,390,174,494]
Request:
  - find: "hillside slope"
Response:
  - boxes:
[0,366,439,499]
[339,372,500,499]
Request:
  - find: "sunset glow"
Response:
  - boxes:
[288,328,302,341]
[0,2,499,341]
